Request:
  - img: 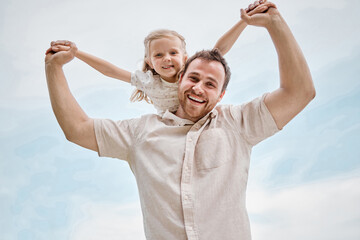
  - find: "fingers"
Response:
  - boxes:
[51,40,77,50]
[240,8,251,23]
[68,41,78,55]
[51,45,71,52]
[261,1,277,9]
[247,4,268,16]
[48,40,77,54]
[51,40,72,47]
[46,42,71,56]
[247,2,276,16]
[245,0,266,12]
[45,47,54,55]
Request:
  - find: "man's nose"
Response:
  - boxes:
[192,82,204,95]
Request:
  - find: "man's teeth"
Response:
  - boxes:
[188,95,205,103]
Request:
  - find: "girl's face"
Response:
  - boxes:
[146,36,187,83]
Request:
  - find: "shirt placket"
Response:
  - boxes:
[181,118,211,240]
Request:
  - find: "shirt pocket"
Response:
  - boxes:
[194,128,231,170]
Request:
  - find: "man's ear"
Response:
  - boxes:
[178,72,184,83]
[145,58,153,69]
[218,90,226,102]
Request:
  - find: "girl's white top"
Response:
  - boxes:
[131,70,179,115]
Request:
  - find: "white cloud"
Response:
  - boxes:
[69,201,145,240]
[248,174,360,240]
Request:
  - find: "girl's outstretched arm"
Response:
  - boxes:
[213,0,276,56]
[76,50,131,83]
[213,20,248,56]
[50,41,131,83]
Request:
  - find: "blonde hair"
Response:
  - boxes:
[130,29,187,103]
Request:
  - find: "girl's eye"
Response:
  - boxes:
[155,53,162,57]
[171,51,177,55]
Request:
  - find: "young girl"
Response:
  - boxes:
[50,1,272,114]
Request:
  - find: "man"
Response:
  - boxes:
[45,3,315,240]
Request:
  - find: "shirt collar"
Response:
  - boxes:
[160,77,179,86]
[162,108,218,127]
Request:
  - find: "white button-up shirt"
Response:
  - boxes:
[94,94,279,240]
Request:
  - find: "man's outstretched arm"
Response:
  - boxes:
[241,5,316,129]
[45,41,98,151]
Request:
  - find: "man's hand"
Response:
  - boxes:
[245,0,277,16]
[242,1,279,28]
[45,40,77,67]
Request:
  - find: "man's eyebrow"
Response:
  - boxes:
[188,72,200,76]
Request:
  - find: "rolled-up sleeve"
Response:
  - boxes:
[94,118,139,161]
[229,93,280,146]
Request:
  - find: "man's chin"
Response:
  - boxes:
[185,109,206,122]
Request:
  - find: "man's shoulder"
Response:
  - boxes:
[216,95,265,111]
[138,113,161,121]
[215,103,238,114]
[94,113,162,139]
[214,95,266,119]
[95,113,160,125]
[122,113,161,124]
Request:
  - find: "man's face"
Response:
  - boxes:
[176,58,226,122]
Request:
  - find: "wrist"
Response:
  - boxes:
[265,13,285,32]
[239,19,248,27]
[45,61,63,71]
[74,49,80,57]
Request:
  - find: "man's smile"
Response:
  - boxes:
[187,94,206,104]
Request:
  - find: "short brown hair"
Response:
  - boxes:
[178,48,231,92]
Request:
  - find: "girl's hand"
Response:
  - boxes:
[45,40,72,55]
[245,0,277,16]
[241,3,279,29]
[45,40,77,67]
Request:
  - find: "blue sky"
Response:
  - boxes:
[1,0,359,239]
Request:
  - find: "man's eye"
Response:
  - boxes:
[189,76,198,82]
[206,82,215,88]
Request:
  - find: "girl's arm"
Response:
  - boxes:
[76,50,131,83]
[213,20,248,56]
[50,42,131,83]
[213,0,276,56]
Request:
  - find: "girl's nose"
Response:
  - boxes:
[163,53,171,61]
